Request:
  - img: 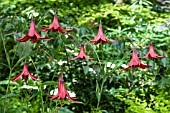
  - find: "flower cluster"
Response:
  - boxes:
[123,43,165,70]
[12,13,165,103]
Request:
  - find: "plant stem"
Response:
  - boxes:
[3,69,12,113]
[1,32,11,68]
[97,76,106,109]
[40,85,45,113]
[97,44,106,109]
[1,30,13,113]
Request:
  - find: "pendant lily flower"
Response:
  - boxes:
[49,73,77,102]
[12,63,37,82]
[16,19,51,43]
[70,45,94,60]
[41,14,65,33]
[123,49,151,70]
[140,43,165,59]
[90,24,117,44]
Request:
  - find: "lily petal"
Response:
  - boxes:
[50,94,59,100]
[12,72,23,82]
[16,35,30,42]
[29,74,37,81]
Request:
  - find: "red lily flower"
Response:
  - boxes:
[12,63,37,82]
[123,49,151,70]
[140,43,165,59]
[90,24,117,44]
[49,73,77,102]
[41,14,64,33]
[70,45,94,60]
[16,19,51,43]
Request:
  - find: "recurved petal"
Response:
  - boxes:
[90,39,99,45]
[39,36,52,41]
[29,74,37,81]
[139,55,148,58]
[12,72,23,82]
[156,55,165,58]
[139,63,151,69]
[109,39,118,43]
[67,92,77,102]
[16,35,30,42]
[70,57,79,60]
[123,66,131,70]
[88,58,94,60]
[50,94,59,100]
[41,27,52,32]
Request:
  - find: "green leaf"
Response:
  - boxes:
[83,66,89,75]
[0,80,19,86]
[29,91,46,100]
[1,94,20,99]
[161,57,167,67]
[56,107,73,113]
[16,41,32,58]
[42,81,57,85]
[12,55,27,69]
[96,80,100,100]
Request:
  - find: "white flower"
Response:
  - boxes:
[88,68,94,72]
[121,64,128,68]
[57,60,67,66]
[73,53,79,56]
[21,85,38,90]
[88,68,96,74]
[66,49,74,53]
[110,64,116,69]
[107,62,116,69]
[106,62,112,67]
[65,34,69,38]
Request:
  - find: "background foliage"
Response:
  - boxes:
[0,0,170,113]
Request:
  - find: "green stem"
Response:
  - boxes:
[92,44,101,68]
[56,100,65,113]
[40,85,45,113]
[1,30,13,113]
[97,76,106,109]
[97,44,106,109]
[3,69,12,113]
[37,9,50,26]
[1,33,11,68]
[24,90,29,113]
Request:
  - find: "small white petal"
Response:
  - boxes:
[57,61,63,65]
[121,64,128,68]
[111,64,116,68]
[68,91,76,97]
[88,68,94,72]
[65,34,69,38]
[50,89,58,95]
[66,49,74,53]
[82,62,87,65]
[106,62,112,67]
[21,85,38,90]
[73,53,79,56]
